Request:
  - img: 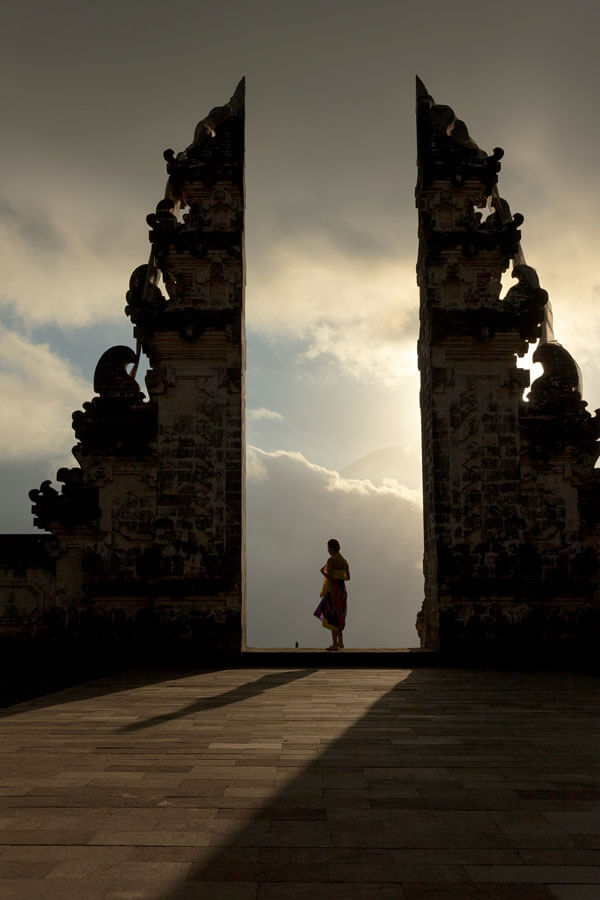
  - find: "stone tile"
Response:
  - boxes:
[51,859,193,881]
[0,879,109,899]
[572,835,600,849]
[402,886,555,899]
[466,865,600,882]
[549,888,600,900]
[1,666,600,899]
[189,860,330,882]
[258,884,406,899]
[0,860,56,877]
[501,833,580,849]
[157,885,257,900]
[89,830,215,846]
[545,812,600,833]
[0,845,133,862]
[517,849,600,866]
[0,829,93,845]
[130,846,259,863]
[329,862,468,882]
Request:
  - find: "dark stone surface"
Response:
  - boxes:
[416,80,600,652]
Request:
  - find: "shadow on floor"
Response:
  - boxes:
[0,664,233,719]
[155,666,600,900]
[117,668,318,733]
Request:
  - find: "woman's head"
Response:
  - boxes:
[327,538,340,554]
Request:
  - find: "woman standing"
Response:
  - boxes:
[314,538,350,651]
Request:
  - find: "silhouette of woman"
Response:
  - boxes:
[314,538,350,651]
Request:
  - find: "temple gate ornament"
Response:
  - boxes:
[0,78,598,660]
[1,81,246,652]
[415,77,600,653]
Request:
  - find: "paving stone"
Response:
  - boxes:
[328,861,468,881]
[549,888,600,899]
[466,865,600,882]
[401,885,555,899]
[257,884,406,899]
[0,878,109,899]
[0,860,56,877]
[0,665,599,899]
[160,884,257,900]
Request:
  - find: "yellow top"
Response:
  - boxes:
[326,552,350,582]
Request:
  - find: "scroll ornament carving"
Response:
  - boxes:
[529,342,581,408]
[29,469,100,532]
[503,264,548,341]
[422,195,523,264]
[147,197,209,261]
[72,347,156,459]
[524,342,600,463]
[124,264,168,343]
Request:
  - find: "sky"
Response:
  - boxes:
[2,0,600,647]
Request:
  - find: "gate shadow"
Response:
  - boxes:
[148,666,600,900]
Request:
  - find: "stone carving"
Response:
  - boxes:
[503,264,548,341]
[29,469,99,532]
[146,199,180,248]
[3,82,245,654]
[93,346,143,399]
[163,78,245,204]
[529,342,581,407]
[416,76,504,193]
[185,80,245,156]
[416,79,600,655]
[124,264,168,358]
[72,347,156,459]
[522,342,599,463]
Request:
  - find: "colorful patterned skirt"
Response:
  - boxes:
[314,579,347,633]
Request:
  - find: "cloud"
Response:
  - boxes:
[0,179,146,328]
[246,446,423,648]
[247,239,419,385]
[248,407,285,422]
[340,445,422,493]
[0,327,89,462]
[304,320,418,386]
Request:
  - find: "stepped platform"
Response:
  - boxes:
[1,664,599,898]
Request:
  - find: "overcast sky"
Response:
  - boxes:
[2,0,600,647]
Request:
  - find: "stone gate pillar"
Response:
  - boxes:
[139,80,246,648]
[11,84,248,654]
[415,79,600,654]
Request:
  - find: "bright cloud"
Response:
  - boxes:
[0,327,89,461]
[246,445,423,649]
[304,321,418,385]
[498,146,600,407]
[248,407,285,422]
[248,240,418,385]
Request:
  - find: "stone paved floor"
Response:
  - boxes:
[0,666,600,899]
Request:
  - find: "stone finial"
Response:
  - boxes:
[416,76,503,192]
[184,77,245,157]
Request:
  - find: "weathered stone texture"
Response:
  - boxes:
[0,81,246,653]
[416,78,600,653]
